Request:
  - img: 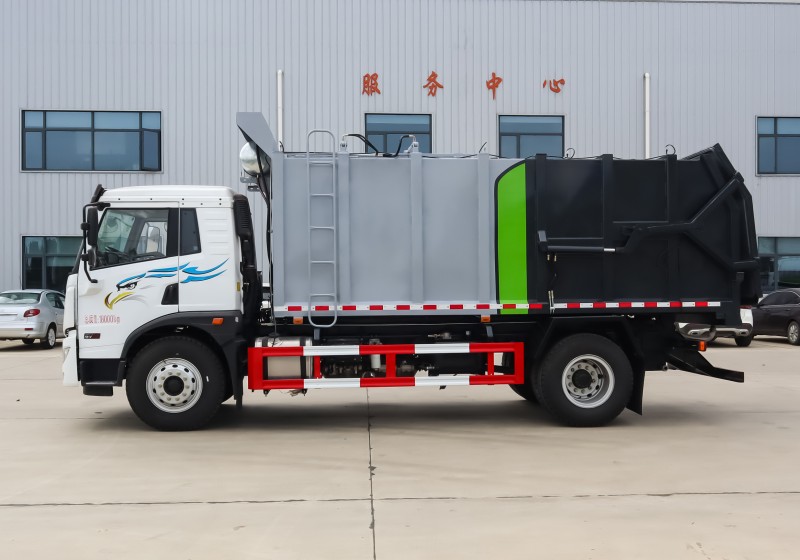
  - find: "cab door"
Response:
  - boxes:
[77,205,180,360]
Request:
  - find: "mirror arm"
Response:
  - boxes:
[80,203,104,284]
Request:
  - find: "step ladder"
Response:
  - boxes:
[306,129,338,328]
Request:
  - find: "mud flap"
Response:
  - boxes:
[626,370,645,415]
[666,347,744,383]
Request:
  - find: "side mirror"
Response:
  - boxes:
[146,225,162,251]
[86,207,99,247]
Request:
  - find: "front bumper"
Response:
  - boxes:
[62,331,79,386]
[0,322,47,339]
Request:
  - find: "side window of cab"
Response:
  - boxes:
[94,208,175,268]
[180,209,201,255]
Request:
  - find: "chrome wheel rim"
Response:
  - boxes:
[561,354,615,409]
[790,323,799,344]
[47,328,56,347]
[146,358,204,413]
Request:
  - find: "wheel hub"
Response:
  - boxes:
[561,355,615,409]
[163,376,184,396]
[145,358,203,413]
[571,369,593,389]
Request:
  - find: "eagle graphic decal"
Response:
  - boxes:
[104,260,228,309]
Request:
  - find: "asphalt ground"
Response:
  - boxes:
[0,336,798,559]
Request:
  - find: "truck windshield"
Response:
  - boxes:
[95,208,170,267]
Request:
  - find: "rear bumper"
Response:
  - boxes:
[679,323,752,340]
[0,322,47,339]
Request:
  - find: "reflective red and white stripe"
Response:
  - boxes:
[276,303,542,312]
[253,342,504,357]
[274,301,721,313]
[551,301,721,310]
[247,375,517,391]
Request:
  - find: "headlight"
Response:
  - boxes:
[239,142,269,176]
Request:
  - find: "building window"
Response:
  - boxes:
[499,115,564,158]
[22,110,161,171]
[22,236,82,293]
[757,117,800,174]
[365,114,432,154]
[758,236,800,293]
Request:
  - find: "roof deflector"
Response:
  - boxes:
[236,112,278,154]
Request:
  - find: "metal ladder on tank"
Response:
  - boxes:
[306,130,338,328]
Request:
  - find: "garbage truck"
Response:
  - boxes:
[62,112,761,430]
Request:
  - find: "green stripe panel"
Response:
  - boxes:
[496,163,528,314]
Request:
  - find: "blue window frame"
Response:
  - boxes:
[757,117,800,175]
[499,115,564,159]
[365,114,432,154]
[22,110,161,171]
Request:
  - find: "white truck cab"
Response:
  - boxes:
[63,184,259,429]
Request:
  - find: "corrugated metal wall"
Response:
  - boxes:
[1,0,798,290]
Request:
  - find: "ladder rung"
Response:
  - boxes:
[311,193,334,197]
[309,161,335,166]
[311,260,335,264]
[310,227,334,231]
[310,293,336,298]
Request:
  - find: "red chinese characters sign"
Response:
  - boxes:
[423,71,444,97]
[359,72,565,97]
[486,72,502,99]
[542,78,566,93]
[362,73,381,96]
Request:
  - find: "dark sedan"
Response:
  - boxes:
[751,288,800,345]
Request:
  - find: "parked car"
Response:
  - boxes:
[749,288,800,345]
[0,290,65,349]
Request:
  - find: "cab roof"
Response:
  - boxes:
[100,185,236,206]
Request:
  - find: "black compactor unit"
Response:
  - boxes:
[496,144,760,325]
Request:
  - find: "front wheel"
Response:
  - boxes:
[533,334,633,427]
[125,336,226,431]
[788,321,800,346]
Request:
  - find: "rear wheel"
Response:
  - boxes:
[125,336,226,431]
[509,382,538,404]
[788,321,800,345]
[533,334,633,427]
[40,325,56,349]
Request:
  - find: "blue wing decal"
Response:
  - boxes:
[117,272,146,286]
[180,271,225,283]
[183,260,228,276]
[147,263,189,274]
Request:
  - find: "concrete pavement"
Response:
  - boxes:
[0,337,798,559]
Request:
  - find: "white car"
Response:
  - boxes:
[0,290,65,349]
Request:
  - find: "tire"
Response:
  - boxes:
[788,321,800,346]
[125,336,226,431]
[509,382,538,404]
[735,335,753,347]
[40,325,56,349]
[533,334,633,427]
[21,339,34,345]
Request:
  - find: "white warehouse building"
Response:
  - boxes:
[1,0,798,294]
